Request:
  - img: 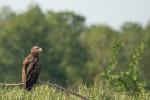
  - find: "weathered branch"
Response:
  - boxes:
[0,82,88,100]
[0,83,23,87]
[39,81,88,100]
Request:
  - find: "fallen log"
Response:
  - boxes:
[0,82,88,100]
[39,81,88,100]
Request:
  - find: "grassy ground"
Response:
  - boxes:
[0,81,150,100]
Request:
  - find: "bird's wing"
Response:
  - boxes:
[23,57,30,74]
[26,58,38,81]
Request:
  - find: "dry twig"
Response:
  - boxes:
[0,83,23,87]
[0,82,88,100]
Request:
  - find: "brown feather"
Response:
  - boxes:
[22,46,42,91]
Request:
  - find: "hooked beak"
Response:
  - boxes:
[38,48,43,53]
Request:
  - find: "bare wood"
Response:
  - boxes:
[0,82,88,100]
[0,83,23,87]
[39,81,88,100]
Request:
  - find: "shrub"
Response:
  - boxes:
[100,41,145,93]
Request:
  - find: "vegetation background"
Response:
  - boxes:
[0,4,150,99]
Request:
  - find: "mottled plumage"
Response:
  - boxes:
[22,46,42,90]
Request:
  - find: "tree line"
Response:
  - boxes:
[0,5,150,86]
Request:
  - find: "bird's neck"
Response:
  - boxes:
[30,52,39,58]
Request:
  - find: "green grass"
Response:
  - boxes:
[0,81,150,100]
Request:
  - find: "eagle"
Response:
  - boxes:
[22,46,42,91]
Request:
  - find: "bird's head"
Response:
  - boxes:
[31,46,43,55]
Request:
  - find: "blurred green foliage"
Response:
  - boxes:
[100,42,145,92]
[0,5,150,88]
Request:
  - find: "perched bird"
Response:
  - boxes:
[22,46,42,91]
